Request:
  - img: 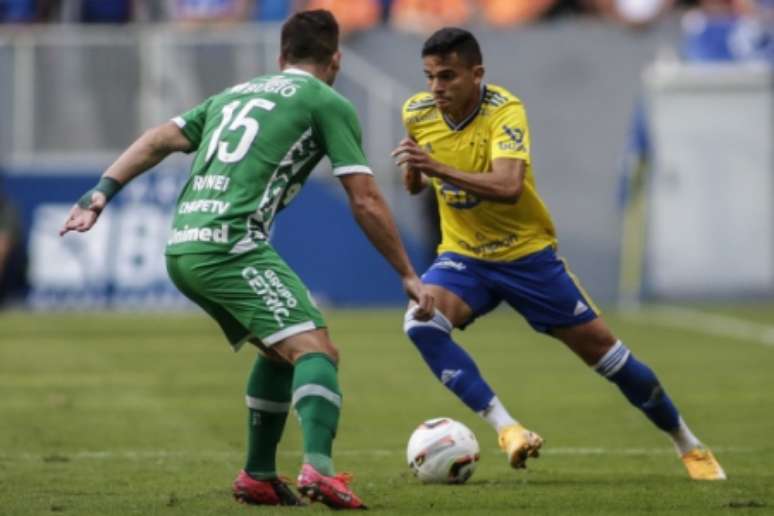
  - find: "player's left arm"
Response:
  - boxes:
[392,138,526,203]
[315,95,433,318]
[59,121,192,236]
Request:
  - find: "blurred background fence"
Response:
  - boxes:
[0,0,772,310]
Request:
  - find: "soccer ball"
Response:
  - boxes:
[406,417,480,484]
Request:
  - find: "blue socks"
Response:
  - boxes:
[404,310,495,412]
[595,341,679,432]
[404,308,681,437]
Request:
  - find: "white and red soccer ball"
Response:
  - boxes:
[406,417,480,484]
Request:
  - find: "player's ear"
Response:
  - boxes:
[278,54,286,70]
[325,51,341,84]
[331,51,342,72]
[472,64,485,84]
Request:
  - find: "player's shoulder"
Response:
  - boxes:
[483,84,524,110]
[402,91,440,128]
[403,91,436,113]
[308,77,355,114]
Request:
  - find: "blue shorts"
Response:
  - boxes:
[421,247,599,333]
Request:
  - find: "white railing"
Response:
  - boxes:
[0,24,412,182]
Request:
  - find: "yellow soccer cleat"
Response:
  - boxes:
[681,448,727,480]
[497,423,543,469]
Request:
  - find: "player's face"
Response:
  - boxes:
[423,53,483,115]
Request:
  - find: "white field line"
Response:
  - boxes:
[620,305,774,347]
[0,446,756,462]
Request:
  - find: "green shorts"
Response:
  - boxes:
[165,247,326,350]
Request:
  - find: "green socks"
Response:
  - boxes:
[292,352,342,476]
[244,355,293,480]
[243,352,342,479]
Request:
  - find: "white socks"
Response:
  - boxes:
[478,396,518,432]
[669,417,702,455]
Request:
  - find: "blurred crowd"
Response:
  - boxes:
[0,1,769,36]
[0,1,772,62]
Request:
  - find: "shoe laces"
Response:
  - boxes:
[333,472,354,485]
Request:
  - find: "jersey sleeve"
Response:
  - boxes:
[489,100,531,163]
[313,94,372,176]
[401,94,435,140]
[171,98,212,152]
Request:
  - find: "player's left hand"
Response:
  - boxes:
[392,138,443,178]
[59,192,106,236]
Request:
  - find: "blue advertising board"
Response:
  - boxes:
[2,165,431,310]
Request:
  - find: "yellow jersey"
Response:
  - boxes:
[402,84,557,262]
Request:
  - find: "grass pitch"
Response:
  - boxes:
[1,305,773,515]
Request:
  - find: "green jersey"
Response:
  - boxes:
[166,68,371,256]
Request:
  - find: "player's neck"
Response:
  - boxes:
[282,63,329,83]
[445,87,484,125]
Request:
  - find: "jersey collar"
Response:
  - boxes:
[283,67,314,77]
[442,84,486,132]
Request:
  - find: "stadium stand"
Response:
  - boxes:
[304,0,381,33]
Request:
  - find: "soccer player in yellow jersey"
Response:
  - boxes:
[393,27,725,480]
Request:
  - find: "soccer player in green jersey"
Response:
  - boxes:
[60,10,433,509]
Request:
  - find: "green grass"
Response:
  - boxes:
[1,306,773,515]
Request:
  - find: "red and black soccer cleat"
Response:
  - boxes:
[232,469,305,506]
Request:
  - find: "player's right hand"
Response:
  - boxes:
[59,192,107,236]
[402,275,434,321]
[393,138,427,194]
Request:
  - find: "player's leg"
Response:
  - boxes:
[165,254,304,505]
[242,352,293,475]
[232,346,307,505]
[226,247,364,509]
[403,253,542,468]
[506,248,725,480]
[552,318,726,480]
[269,329,365,510]
[404,284,502,416]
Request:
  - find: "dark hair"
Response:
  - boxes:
[421,27,482,66]
[281,10,339,65]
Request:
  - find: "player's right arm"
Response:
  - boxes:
[60,99,210,236]
[59,122,192,236]
[400,138,429,195]
[399,96,432,195]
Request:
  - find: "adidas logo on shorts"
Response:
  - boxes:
[573,300,589,316]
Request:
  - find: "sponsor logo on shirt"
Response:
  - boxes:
[457,233,517,257]
[499,124,526,152]
[192,174,230,192]
[503,124,524,143]
[242,267,298,327]
[168,224,229,245]
[440,181,481,209]
[178,199,231,215]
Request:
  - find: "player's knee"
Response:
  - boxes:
[403,306,453,339]
[277,330,340,365]
[292,345,339,365]
[315,339,340,364]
